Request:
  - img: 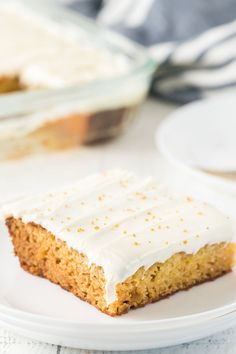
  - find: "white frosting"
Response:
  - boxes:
[2,170,234,304]
[0,2,130,88]
[0,2,146,146]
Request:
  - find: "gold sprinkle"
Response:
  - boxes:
[94,226,100,231]
[132,233,137,238]
[197,212,203,216]
[66,227,71,232]
[64,204,69,208]
[206,226,210,230]
[98,196,103,201]
[123,230,127,235]
[150,228,155,232]
[152,215,156,220]
[147,211,152,216]
[133,241,140,246]
[195,234,200,238]
[183,229,188,233]
[148,240,152,244]
[66,216,71,220]
[128,197,135,202]
[108,208,113,212]
[126,208,135,212]
[61,220,65,224]
[80,201,85,206]
[120,180,128,188]
[179,218,184,222]
[77,227,85,233]
[145,218,149,222]
[113,224,119,229]
[182,240,188,245]
[165,241,169,245]
[50,217,54,221]
[166,225,170,229]
[157,225,162,230]
[135,192,147,200]
[186,196,193,202]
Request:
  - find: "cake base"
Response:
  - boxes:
[0,75,25,94]
[6,217,235,316]
[1,106,137,161]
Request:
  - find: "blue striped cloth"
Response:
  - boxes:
[60,0,236,103]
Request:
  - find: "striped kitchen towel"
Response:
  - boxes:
[60,0,236,104]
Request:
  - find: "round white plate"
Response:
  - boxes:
[157,94,236,195]
[0,222,236,350]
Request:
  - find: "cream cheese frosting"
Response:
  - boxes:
[0,2,130,88]
[2,170,234,304]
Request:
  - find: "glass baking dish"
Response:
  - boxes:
[0,0,156,160]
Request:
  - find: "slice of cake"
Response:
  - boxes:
[3,170,235,316]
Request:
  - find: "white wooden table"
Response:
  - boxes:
[0,99,236,353]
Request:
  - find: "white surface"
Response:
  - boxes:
[0,99,236,353]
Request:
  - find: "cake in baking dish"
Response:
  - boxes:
[3,170,235,316]
[0,3,130,92]
[0,3,143,153]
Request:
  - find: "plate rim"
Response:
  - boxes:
[0,307,236,350]
[0,291,235,329]
[156,94,236,194]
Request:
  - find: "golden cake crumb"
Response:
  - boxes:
[6,217,235,316]
[5,216,235,317]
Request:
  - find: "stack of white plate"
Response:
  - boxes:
[156,93,236,219]
[0,222,235,350]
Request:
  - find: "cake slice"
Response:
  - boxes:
[3,170,235,316]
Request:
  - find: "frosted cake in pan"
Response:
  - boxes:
[0,2,154,156]
[4,170,234,316]
[0,2,129,91]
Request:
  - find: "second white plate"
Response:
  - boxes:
[157,93,236,195]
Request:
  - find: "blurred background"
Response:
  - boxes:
[61,0,236,103]
[0,0,236,207]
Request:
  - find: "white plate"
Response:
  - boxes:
[157,94,236,195]
[0,222,236,350]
